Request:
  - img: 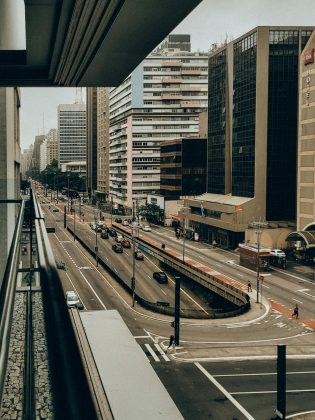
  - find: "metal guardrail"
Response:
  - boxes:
[67,225,250,319]
[113,223,250,308]
[0,199,25,404]
[32,191,98,420]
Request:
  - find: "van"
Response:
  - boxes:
[65,291,80,308]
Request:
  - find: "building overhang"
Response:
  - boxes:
[0,0,202,87]
[286,230,315,248]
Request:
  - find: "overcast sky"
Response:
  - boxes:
[20,0,315,149]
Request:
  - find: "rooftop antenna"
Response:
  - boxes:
[75,87,83,104]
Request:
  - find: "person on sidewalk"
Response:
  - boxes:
[292,304,299,319]
[247,280,252,293]
[167,335,175,352]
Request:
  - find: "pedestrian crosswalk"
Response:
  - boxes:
[143,343,170,362]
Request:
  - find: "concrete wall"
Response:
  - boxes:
[0,87,21,284]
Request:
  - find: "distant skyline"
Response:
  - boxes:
[20,0,315,148]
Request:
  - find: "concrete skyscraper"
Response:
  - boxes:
[58,99,86,168]
[109,34,208,212]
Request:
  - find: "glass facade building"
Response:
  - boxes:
[207,50,227,194]
[232,32,257,198]
[206,26,313,223]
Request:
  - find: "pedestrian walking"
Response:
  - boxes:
[167,334,175,350]
[292,304,299,319]
[247,280,252,293]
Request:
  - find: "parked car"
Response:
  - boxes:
[101,231,109,239]
[121,239,131,248]
[108,229,117,237]
[52,208,60,212]
[142,225,151,232]
[134,250,144,260]
[96,226,102,232]
[122,220,129,226]
[153,271,168,284]
[115,218,122,223]
[115,234,124,243]
[112,243,123,253]
[65,291,80,308]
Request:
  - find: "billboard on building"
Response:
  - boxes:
[146,194,165,209]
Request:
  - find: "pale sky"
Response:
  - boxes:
[20,0,315,149]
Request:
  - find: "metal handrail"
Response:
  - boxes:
[0,199,25,403]
[32,191,97,420]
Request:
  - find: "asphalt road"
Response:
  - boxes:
[39,194,315,419]
[149,359,315,420]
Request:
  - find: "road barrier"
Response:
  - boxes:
[67,225,250,319]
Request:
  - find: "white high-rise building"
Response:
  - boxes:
[21,144,33,178]
[39,129,58,171]
[109,35,208,210]
[58,102,86,168]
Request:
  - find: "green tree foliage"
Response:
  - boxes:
[26,160,85,192]
[138,203,164,224]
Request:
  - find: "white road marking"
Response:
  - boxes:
[262,284,270,288]
[274,322,287,328]
[297,289,315,299]
[232,389,315,395]
[292,298,303,304]
[145,344,160,362]
[214,370,315,377]
[195,363,255,420]
[236,273,244,277]
[215,263,223,267]
[125,252,129,256]
[287,412,315,419]
[160,288,167,295]
[78,270,107,309]
[154,344,170,361]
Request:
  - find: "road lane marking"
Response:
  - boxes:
[79,270,107,310]
[287,411,315,419]
[160,288,167,295]
[214,371,315,377]
[232,389,315,395]
[154,344,170,361]
[293,298,303,304]
[145,344,160,362]
[195,363,255,420]
[297,289,315,299]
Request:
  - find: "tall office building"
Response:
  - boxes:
[297,31,315,232]
[96,87,110,201]
[21,144,33,178]
[185,27,313,248]
[0,87,21,284]
[31,134,45,170]
[109,34,208,211]
[86,88,98,198]
[58,101,86,168]
[39,128,58,171]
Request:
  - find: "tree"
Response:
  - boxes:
[138,203,164,224]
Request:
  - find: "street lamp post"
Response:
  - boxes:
[73,208,76,241]
[67,173,70,212]
[251,221,268,303]
[131,227,136,307]
[95,227,98,267]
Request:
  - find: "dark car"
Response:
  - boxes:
[52,208,59,212]
[101,231,109,239]
[112,243,123,253]
[115,218,122,223]
[134,250,144,260]
[108,229,117,237]
[121,239,131,248]
[153,271,168,284]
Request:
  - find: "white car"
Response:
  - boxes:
[65,291,80,308]
[122,220,129,226]
[142,225,151,232]
[115,234,124,242]
[270,249,286,258]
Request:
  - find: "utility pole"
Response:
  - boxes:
[251,221,268,303]
[131,228,136,307]
[174,276,181,346]
[73,208,76,241]
[67,173,70,212]
[95,228,98,267]
[276,345,286,419]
